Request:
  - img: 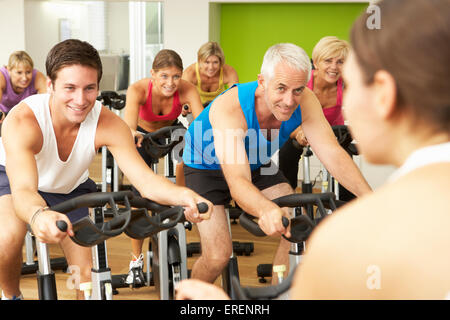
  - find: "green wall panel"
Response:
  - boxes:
[220,3,367,82]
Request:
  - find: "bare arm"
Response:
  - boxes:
[2,104,72,242]
[181,63,197,85]
[34,71,47,94]
[123,78,148,146]
[179,79,204,119]
[0,72,6,116]
[209,89,290,237]
[300,88,371,197]
[223,64,239,88]
[0,72,5,102]
[96,107,212,222]
[289,125,308,146]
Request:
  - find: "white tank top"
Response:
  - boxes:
[0,93,101,194]
[389,142,450,181]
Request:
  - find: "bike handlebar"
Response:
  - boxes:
[54,191,134,246]
[141,124,186,161]
[97,91,126,110]
[332,125,358,156]
[52,191,133,214]
[239,192,339,243]
[54,191,210,244]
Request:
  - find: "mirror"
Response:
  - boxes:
[24,0,163,92]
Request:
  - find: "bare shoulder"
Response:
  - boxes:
[2,102,42,152]
[299,87,320,108]
[223,64,237,74]
[223,64,239,84]
[34,71,48,93]
[128,78,150,95]
[0,71,5,90]
[209,85,243,125]
[4,101,40,128]
[178,79,200,101]
[297,87,326,128]
[293,163,450,299]
[126,78,150,104]
[179,79,197,93]
[182,63,196,83]
[35,70,46,80]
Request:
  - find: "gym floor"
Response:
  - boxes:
[19,154,283,300]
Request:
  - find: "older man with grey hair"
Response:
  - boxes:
[182,43,371,286]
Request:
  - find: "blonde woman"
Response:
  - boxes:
[183,41,238,107]
[0,51,46,118]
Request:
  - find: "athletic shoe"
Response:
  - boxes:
[125,253,146,287]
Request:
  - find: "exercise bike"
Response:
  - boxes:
[110,123,195,300]
[96,91,127,193]
[256,125,358,282]
[240,192,342,293]
[33,190,194,300]
[33,191,134,300]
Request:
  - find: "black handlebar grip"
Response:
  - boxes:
[56,220,68,232]
[282,216,289,228]
[50,191,133,213]
[197,202,209,213]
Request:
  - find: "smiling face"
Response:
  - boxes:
[8,62,34,93]
[259,61,307,121]
[151,66,182,97]
[315,56,345,84]
[199,55,221,78]
[49,64,99,124]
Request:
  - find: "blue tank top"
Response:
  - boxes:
[183,81,302,170]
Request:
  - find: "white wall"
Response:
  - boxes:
[163,0,210,66]
[293,152,396,191]
[22,0,130,73]
[0,0,26,65]
[107,1,130,55]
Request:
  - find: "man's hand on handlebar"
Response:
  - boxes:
[258,207,291,238]
[178,188,213,224]
[30,209,73,243]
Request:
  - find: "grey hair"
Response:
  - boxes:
[260,43,311,82]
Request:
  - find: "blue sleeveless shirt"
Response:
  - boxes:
[182,81,302,170]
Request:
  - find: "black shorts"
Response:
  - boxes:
[183,161,289,205]
[0,165,97,223]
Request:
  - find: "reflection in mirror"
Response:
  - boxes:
[24,0,163,92]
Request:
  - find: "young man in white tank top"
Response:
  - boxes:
[0,39,212,300]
